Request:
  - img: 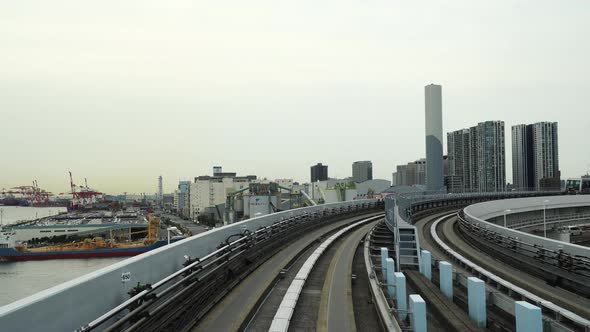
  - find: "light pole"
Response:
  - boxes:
[503,209,511,228]
[543,200,550,238]
[0,208,3,227]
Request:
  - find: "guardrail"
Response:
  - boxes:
[0,199,379,332]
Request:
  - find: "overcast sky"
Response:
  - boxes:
[1,1,589,195]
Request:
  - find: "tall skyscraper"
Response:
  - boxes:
[447,129,471,192]
[425,84,444,191]
[512,122,559,191]
[352,161,373,183]
[310,163,328,182]
[447,121,506,192]
[511,124,532,190]
[158,175,163,202]
[476,121,506,192]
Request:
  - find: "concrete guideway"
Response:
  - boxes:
[192,212,382,332]
[412,211,590,330]
[316,222,377,332]
[366,221,481,332]
[269,216,383,332]
[438,215,590,320]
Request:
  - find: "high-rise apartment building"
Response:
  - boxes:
[476,121,506,192]
[424,84,444,191]
[447,129,471,192]
[352,161,373,183]
[447,121,506,192]
[512,122,559,191]
[311,163,329,183]
[512,124,532,190]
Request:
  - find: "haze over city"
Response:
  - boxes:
[1,1,589,194]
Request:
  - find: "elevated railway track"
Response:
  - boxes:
[78,205,382,332]
[414,210,590,331]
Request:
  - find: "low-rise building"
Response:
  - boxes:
[189,168,257,221]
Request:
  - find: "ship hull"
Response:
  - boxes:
[0,240,180,262]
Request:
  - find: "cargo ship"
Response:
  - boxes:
[0,216,185,262]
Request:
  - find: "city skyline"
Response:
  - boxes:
[1,1,589,194]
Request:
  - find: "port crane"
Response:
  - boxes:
[68,172,103,209]
[0,180,53,206]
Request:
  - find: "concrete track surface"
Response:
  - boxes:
[192,213,380,332]
[415,211,590,320]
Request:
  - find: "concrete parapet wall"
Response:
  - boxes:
[463,195,590,257]
[0,200,376,332]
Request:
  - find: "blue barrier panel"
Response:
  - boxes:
[381,247,388,277]
[439,261,453,300]
[515,301,542,332]
[421,250,432,281]
[394,272,407,320]
[386,258,396,298]
[468,277,487,328]
[409,294,427,332]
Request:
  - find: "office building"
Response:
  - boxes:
[352,161,373,183]
[425,84,444,191]
[311,163,328,183]
[512,122,559,191]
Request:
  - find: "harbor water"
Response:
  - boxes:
[0,207,124,306]
[0,257,125,306]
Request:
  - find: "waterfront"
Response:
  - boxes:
[0,257,125,306]
[0,206,67,226]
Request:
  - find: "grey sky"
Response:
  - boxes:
[1,1,589,194]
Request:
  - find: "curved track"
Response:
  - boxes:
[414,210,590,319]
[193,213,381,332]
[440,215,590,319]
[285,219,381,332]
[316,222,377,332]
